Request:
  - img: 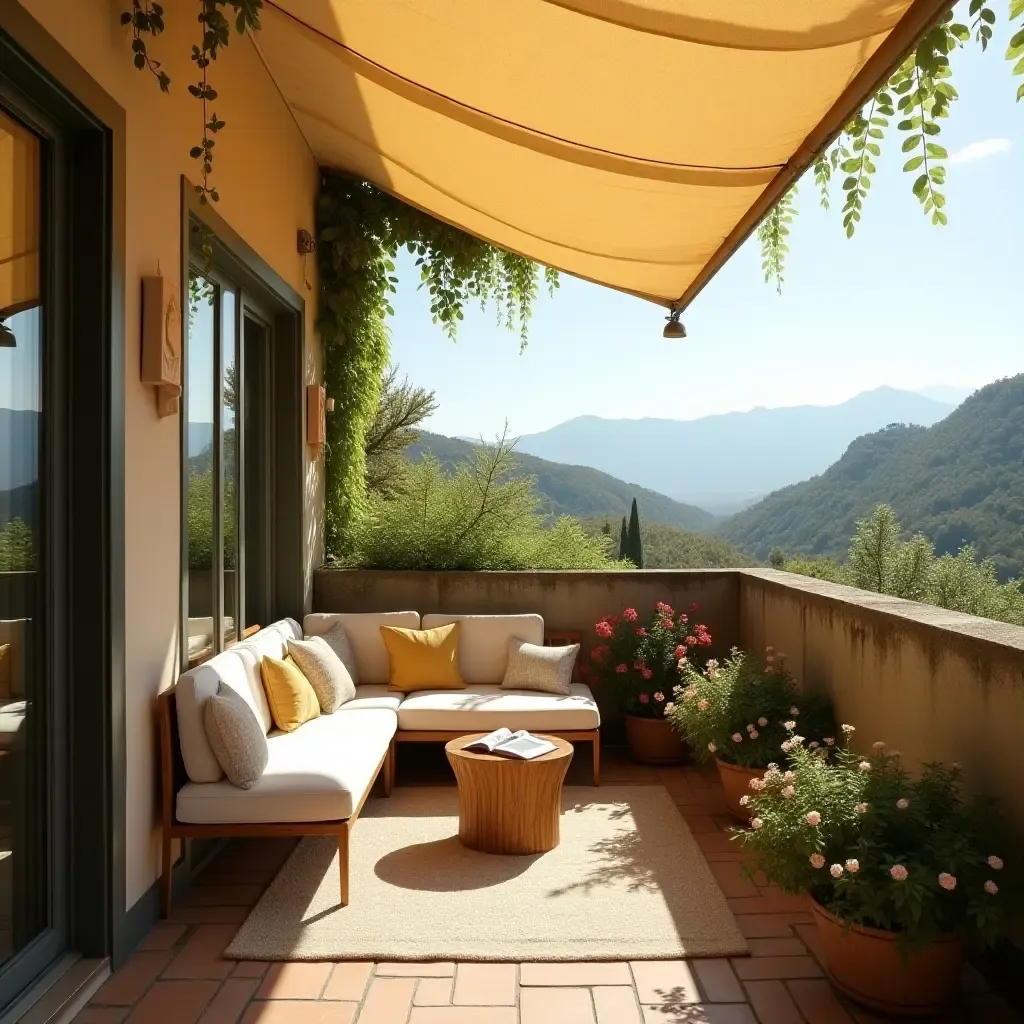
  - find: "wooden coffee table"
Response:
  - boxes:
[445,733,573,855]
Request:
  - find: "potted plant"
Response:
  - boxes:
[734,728,1009,1016]
[665,647,834,819]
[582,601,710,764]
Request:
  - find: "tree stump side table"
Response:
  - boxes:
[445,734,573,855]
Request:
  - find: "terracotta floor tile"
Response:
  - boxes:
[186,885,265,908]
[786,980,855,1023]
[710,863,760,899]
[641,1004,757,1023]
[727,893,809,916]
[520,962,632,986]
[256,963,333,1000]
[357,977,416,1024]
[169,906,250,926]
[746,938,808,957]
[164,925,237,981]
[682,815,719,834]
[322,963,372,1001]
[794,923,827,966]
[240,1003,356,1023]
[407,1010,517,1024]
[93,951,175,1006]
[732,956,823,981]
[232,963,270,979]
[413,977,453,1006]
[199,978,259,1023]
[138,924,188,951]
[74,1010,129,1024]
[735,914,811,939]
[693,959,745,1002]
[593,986,642,1024]
[743,980,804,1024]
[125,980,219,1023]
[521,987,595,1023]
[452,963,516,1006]
[375,962,454,976]
[630,960,700,1005]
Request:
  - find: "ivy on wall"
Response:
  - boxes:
[316,175,557,557]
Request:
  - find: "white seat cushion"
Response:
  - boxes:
[176,618,301,784]
[303,612,420,685]
[420,614,543,684]
[176,708,396,824]
[397,683,599,732]
[335,684,404,713]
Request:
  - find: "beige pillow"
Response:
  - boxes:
[287,636,356,713]
[317,621,359,683]
[501,638,579,695]
[203,683,268,789]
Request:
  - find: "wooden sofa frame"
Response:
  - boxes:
[157,685,394,917]
[393,629,601,787]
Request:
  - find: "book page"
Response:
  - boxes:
[464,727,513,753]
[495,733,558,760]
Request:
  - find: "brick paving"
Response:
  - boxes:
[75,751,1016,1024]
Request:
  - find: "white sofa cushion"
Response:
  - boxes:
[336,684,404,713]
[176,618,301,784]
[176,708,396,824]
[396,682,599,732]
[304,612,419,685]
[420,614,543,684]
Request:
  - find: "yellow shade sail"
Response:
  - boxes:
[259,0,949,308]
[0,110,41,318]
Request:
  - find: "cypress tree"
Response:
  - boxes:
[618,516,629,562]
[627,498,644,568]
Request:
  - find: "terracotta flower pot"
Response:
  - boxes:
[715,758,763,821]
[624,714,687,765]
[811,899,966,1017]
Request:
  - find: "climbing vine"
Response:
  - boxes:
[316,175,557,557]
[760,1,1024,290]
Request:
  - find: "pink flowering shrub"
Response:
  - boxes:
[665,647,834,769]
[735,732,1011,951]
[584,602,711,718]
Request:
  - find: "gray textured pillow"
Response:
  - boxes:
[288,635,356,713]
[315,621,359,684]
[501,638,579,695]
[203,683,268,789]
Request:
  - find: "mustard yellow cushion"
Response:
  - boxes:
[260,654,320,733]
[380,622,465,693]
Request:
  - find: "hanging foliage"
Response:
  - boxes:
[760,1,1024,291]
[316,175,557,557]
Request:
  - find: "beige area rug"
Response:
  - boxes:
[225,786,747,962]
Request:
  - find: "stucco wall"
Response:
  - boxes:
[739,569,1024,838]
[17,0,323,907]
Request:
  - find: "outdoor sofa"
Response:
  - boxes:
[159,613,599,914]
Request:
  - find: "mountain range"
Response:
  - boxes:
[719,376,1024,580]
[514,387,960,513]
[408,432,717,532]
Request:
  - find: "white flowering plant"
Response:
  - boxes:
[664,647,834,769]
[735,728,1011,951]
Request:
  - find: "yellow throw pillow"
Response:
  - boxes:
[260,654,321,733]
[380,622,465,693]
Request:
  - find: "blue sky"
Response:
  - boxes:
[387,10,1024,439]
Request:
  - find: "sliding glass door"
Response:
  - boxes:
[184,268,271,667]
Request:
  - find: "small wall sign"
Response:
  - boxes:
[141,274,182,417]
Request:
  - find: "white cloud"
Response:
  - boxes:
[948,138,1012,164]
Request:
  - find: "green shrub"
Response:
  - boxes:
[0,518,34,572]
[344,439,622,571]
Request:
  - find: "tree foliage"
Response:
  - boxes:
[341,435,622,571]
[760,0,1024,290]
[0,519,34,572]
[626,498,644,568]
[586,519,754,571]
[364,366,438,498]
[778,504,1024,626]
[317,175,557,557]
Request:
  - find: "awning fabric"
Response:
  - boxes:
[259,1,949,308]
[0,110,40,318]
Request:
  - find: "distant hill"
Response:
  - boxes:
[580,518,755,570]
[0,409,39,491]
[409,432,717,532]
[718,376,1024,580]
[515,387,957,508]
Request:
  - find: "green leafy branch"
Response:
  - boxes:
[757,185,797,293]
[1010,0,1024,100]
[119,2,170,91]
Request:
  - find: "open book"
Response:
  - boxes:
[464,728,557,760]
